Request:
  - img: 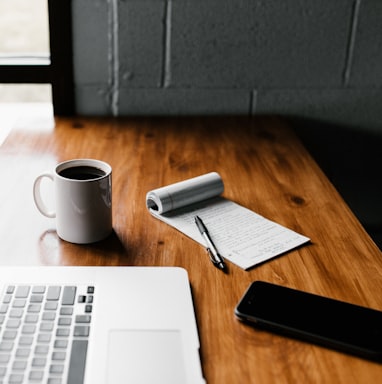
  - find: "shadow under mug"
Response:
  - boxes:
[33,159,112,244]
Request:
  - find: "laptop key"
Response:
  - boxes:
[12,300,26,308]
[77,295,86,303]
[30,295,44,303]
[0,304,9,314]
[22,324,37,334]
[58,317,72,326]
[15,286,30,298]
[48,378,62,384]
[47,286,61,301]
[16,348,31,358]
[3,330,17,340]
[37,333,51,343]
[56,328,70,337]
[0,353,10,363]
[32,357,47,367]
[45,302,58,311]
[54,340,68,349]
[73,326,89,337]
[29,370,44,381]
[35,345,49,355]
[59,307,73,316]
[75,315,91,324]
[27,304,42,313]
[19,336,33,346]
[42,311,56,321]
[62,287,76,305]
[0,304,8,314]
[9,309,23,318]
[0,341,14,351]
[6,286,15,294]
[40,322,54,332]
[50,363,64,373]
[32,286,46,294]
[9,373,24,383]
[85,305,92,313]
[67,340,88,384]
[52,351,66,361]
[6,319,21,328]
[12,359,27,371]
[25,314,39,323]
[2,294,12,304]
[87,286,94,294]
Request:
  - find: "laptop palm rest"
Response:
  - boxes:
[107,329,187,384]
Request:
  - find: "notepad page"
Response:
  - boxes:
[150,196,310,270]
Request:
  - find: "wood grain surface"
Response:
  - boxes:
[0,113,381,383]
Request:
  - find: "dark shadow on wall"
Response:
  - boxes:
[291,118,382,251]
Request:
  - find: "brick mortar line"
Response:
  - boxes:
[343,0,362,86]
[108,0,119,116]
[162,0,172,89]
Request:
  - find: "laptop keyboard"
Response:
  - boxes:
[0,284,94,384]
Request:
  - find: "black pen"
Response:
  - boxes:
[195,216,227,272]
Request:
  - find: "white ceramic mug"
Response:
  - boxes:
[33,159,112,244]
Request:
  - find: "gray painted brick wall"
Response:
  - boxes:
[72,0,382,133]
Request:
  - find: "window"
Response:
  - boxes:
[0,0,74,115]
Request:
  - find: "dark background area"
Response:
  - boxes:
[293,119,382,250]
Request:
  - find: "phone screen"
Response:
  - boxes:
[235,281,382,362]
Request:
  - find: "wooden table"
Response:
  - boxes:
[1,109,381,383]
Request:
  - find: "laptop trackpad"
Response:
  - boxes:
[107,330,187,384]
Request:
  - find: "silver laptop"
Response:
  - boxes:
[0,266,205,384]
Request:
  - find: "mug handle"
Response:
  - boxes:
[33,173,56,218]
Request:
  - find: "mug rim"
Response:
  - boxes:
[55,158,112,182]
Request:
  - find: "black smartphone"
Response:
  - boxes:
[235,281,382,362]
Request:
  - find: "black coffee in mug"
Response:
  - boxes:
[59,165,106,180]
